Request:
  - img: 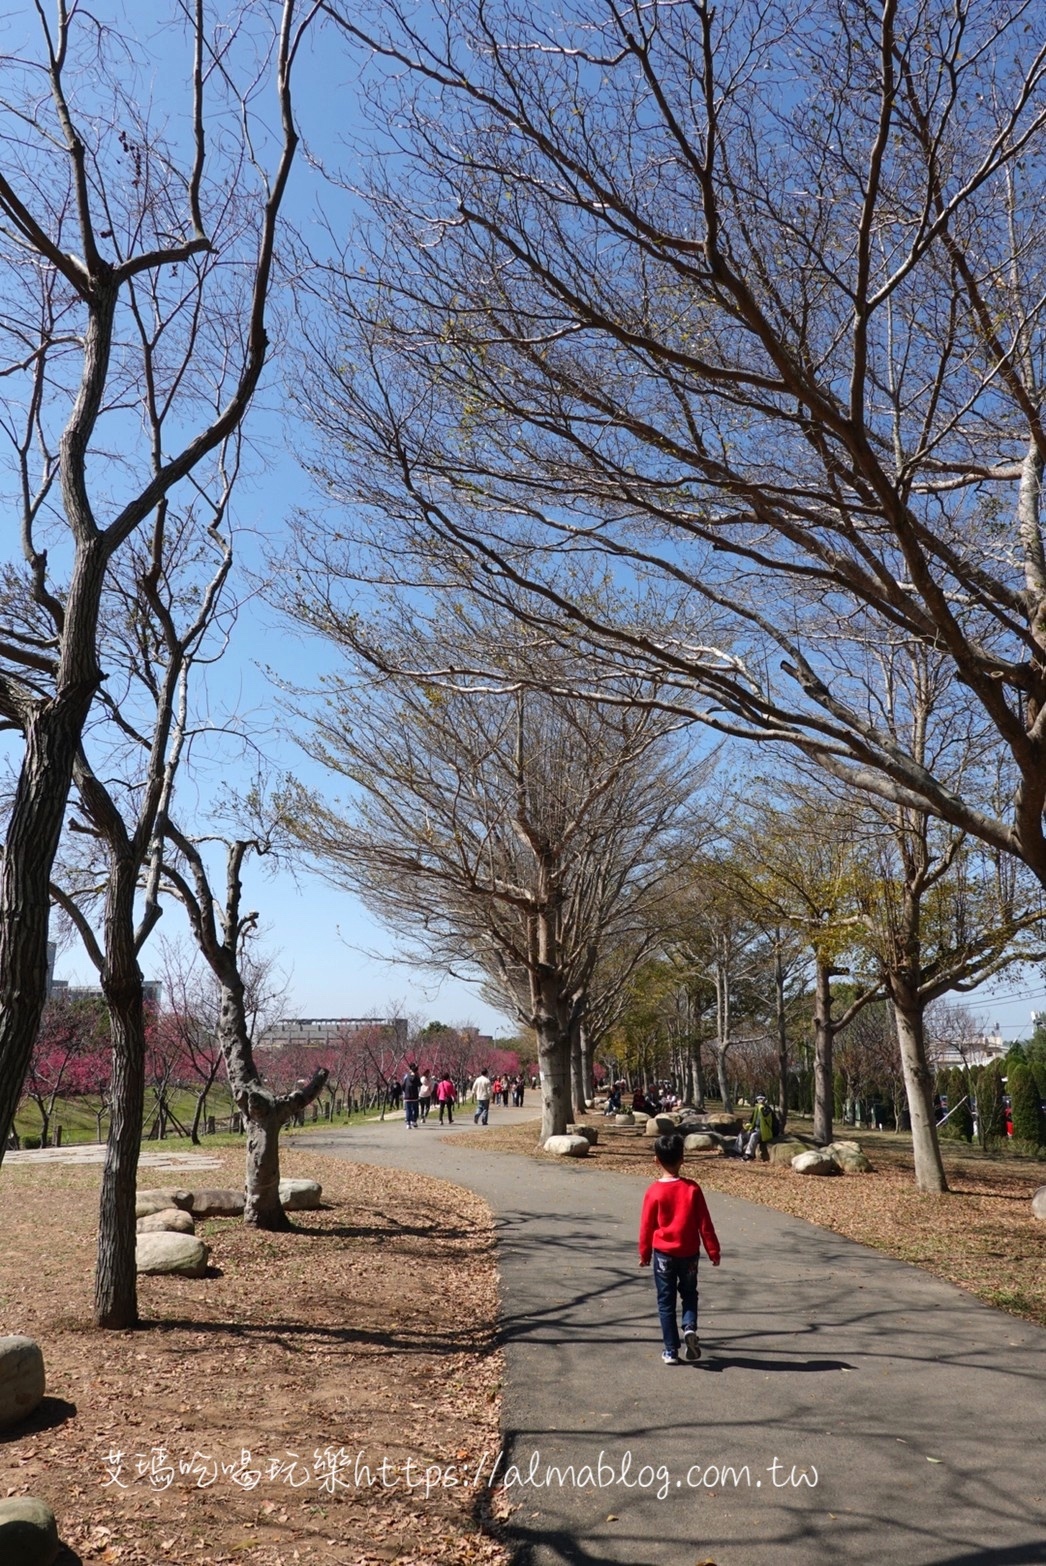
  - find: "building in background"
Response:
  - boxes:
[259,1016,409,1051]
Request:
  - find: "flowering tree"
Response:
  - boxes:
[23,997,107,1145]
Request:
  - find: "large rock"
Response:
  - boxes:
[1031,1186,1046,1221]
[0,1497,59,1566]
[135,1187,193,1218]
[767,1138,811,1165]
[690,1112,743,1136]
[136,1232,210,1277]
[792,1150,841,1176]
[0,1336,45,1430]
[567,1124,599,1145]
[137,1208,195,1234]
[279,1178,322,1211]
[644,1114,679,1136]
[683,1133,721,1153]
[825,1141,874,1173]
[613,1113,636,1125]
[189,1188,245,1219]
[543,1134,590,1157]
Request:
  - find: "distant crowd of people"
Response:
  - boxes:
[391,1064,528,1127]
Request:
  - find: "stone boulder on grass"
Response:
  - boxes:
[0,1496,59,1566]
[645,1114,679,1136]
[136,1232,210,1277]
[543,1135,590,1157]
[567,1124,599,1145]
[137,1208,195,1234]
[189,1188,245,1219]
[1031,1186,1046,1221]
[613,1113,635,1125]
[825,1141,874,1173]
[791,1150,842,1176]
[690,1112,743,1137]
[0,1336,45,1430]
[279,1178,323,1211]
[767,1138,812,1166]
[683,1133,721,1153]
[135,1187,193,1218]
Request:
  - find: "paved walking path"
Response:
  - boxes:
[300,1109,1046,1566]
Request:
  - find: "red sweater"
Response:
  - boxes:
[638,1176,721,1265]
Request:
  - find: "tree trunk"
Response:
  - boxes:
[244,1103,293,1229]
[0,489,113,1162]
[715,1046,733,1112]
[891,990,949,1194]
[570,1023,587,1121]
[94,985,145,1329]
[216,975,327,1227]
[0,711,94,1156]
[94,838,149,1329]
[775,939,790,1133]
[536,1015,572,1142]
[579,1021,594,1105]
[812,957,834,1146]
[33,1103,50,1148]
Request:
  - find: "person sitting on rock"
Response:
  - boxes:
[738,1095,775,1161]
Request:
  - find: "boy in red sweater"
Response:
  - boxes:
[639,1132,721,1364]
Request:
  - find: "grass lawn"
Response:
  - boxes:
[0,1146,511,1566]
[459,1113,1046,1330]
[13,1093,384,1150]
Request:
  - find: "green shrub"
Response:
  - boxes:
[22,1134,41,1150]
[976,1063,1006,1146]
[1007,1063,1044,1146]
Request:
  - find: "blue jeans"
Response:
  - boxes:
[404,1099,419,1127]
[652,1250,698,1355]
[474,1099,489,1124]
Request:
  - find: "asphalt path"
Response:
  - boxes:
[299,1107,1046,1566]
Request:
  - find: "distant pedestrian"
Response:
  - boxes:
[472,1068,492,1125]
[402,1062,421,1130]
[436,1073,457,1124]
[639,1132,721,1365]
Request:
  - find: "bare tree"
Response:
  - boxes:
[161,822,328,1228]
[278,609,700,1142]
[0,0,318,1166]
[307,0,1046,904]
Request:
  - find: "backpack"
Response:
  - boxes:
[770,1108,781,1138]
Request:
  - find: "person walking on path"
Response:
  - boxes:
[639,1132,721,1365]
[418,1070,433,1122]
[402,1062,421,1130]
[436,1073,457,1124]
[472,1067,493,1125]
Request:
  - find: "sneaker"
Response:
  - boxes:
[661,1350,679,1365]
[683,1329,701,1362]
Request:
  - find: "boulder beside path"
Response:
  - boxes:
[0,1496,60,1566]
[543,1135,590,1157]
[0,1336,45,1430]
[136,1232,210,1277]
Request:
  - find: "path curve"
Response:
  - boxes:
[300,1110,1046,1566]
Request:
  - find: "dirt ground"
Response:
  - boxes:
[460,1117,1046,1328]
[0,1147,511,1566]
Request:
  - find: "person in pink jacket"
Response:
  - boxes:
[435,1073,457,1125]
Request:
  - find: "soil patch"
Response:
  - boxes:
[457,1119,1046,1328]
[0,1147,510,1566]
